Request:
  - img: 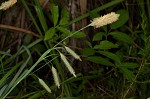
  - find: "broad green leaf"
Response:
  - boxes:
[85,41,93,48]
[86,56,114,66]
[94,40,119,50]
[119,67,135,81]
[98,51,121,63]
[111,9,129,29]
[73,32,86,38]
[61,8,69,18]
[59,17,69,26]
[51,4,59,26]
[109,32,133,44]
[59,8,69,25]
[93,32,106,41]
[116,62,138,69]
[44,27,55,40]
[57,26,71,36]
[82,48,95,56]
[102,26,108,33]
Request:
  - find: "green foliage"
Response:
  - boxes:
[86,56,114,66]
[92,32,106,41]
[82,48,95,56]
[94,40,119,50]
[109,32,133,44]
[98,51,121,63]
[2,0,150,98]
[59,8,69,25]
[51,4,59,26]
[111,9,129,29]
[44,27,55,40]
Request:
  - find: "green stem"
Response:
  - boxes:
[53,24,90,48]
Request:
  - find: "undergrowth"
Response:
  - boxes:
[0,0,150,99]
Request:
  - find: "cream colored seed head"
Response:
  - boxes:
[90,12,120,28]
[64,46,82,61]
[38,78,51,93]
[52,66,60,88]
[0,0,17,10]
[59,52,76,77]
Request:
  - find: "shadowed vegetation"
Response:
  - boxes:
[0,0,150,99]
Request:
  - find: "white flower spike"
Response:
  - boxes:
[38,78,51,93]
[59,52,76,77]
[90,12,120,28]
[0,0,17,10]
[52,66,60,88]
[64,46,82,61]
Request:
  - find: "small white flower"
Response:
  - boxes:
[59,52,76,77]
[38,78,51,93]
[52,66,60,88]
[90,12,120,28]
[64,46,82,61]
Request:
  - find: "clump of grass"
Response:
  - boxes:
[0,0,129,98]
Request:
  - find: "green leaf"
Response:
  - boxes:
[59,17,69,26]
[85,41,93,48]
[93,32,106,41]
[89,12,100,18]
[51,4,59,26]
[94,40,119,50]
[82,48,95,56]
[61,8,69,18]
[117,62,138,69]
[109,32,133,44]
[73,32,86,38]
[0,61,23,86]
[59,8,69,25]
[34,5,48,32]
[57,26,71,36]
[110,9,129,29]
[44,27,55,40]
[98,51,121,63]
[86,56,114,66]
[28,91,46,99]
[119,67,135,81]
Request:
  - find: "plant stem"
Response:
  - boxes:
[53,24,90,48]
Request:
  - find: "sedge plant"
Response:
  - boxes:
[0,0,120,98]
